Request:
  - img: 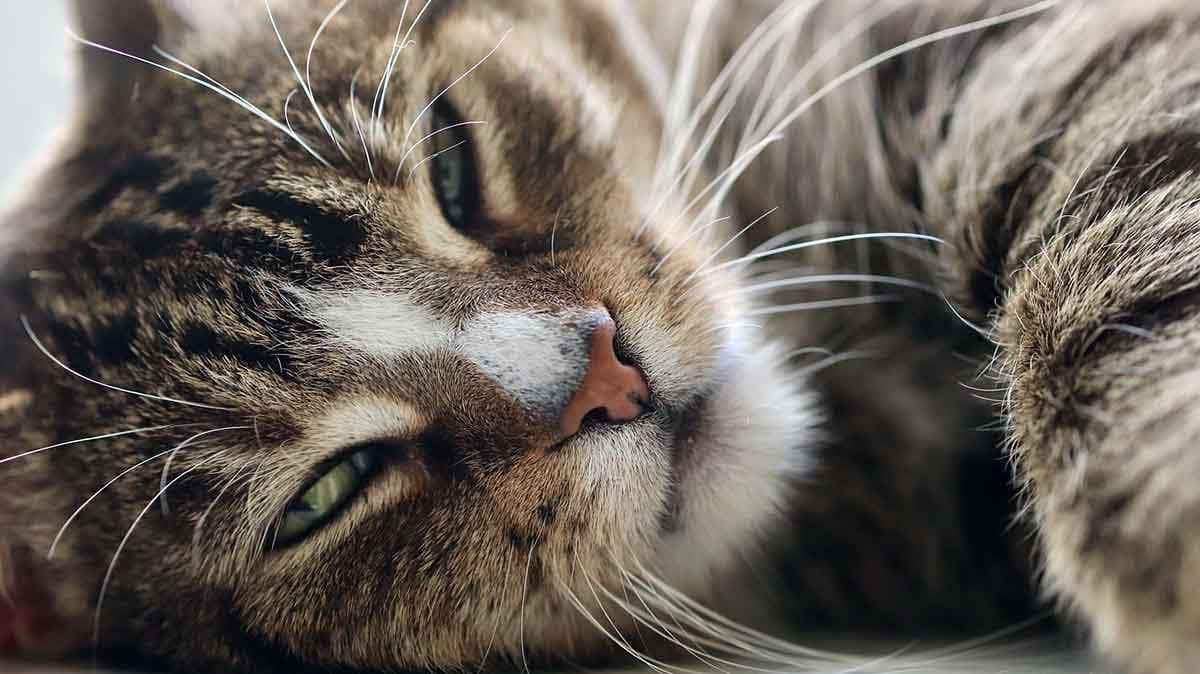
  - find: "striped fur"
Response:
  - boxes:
[4,0,1200,673]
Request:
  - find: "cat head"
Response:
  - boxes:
[0,0,816,669]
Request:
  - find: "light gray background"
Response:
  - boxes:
[0,2,71,197]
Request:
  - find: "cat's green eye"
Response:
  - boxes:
[274,449,377,546]
[429,99,482,231]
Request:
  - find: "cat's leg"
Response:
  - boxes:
[914,3,1200,670]
[990,205,1200,674]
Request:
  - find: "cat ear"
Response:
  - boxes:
[67,0,241,103]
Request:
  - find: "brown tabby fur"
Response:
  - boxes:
[4,1,1200,673]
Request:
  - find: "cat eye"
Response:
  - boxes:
[429,98,482,231]
[273,449,378,547]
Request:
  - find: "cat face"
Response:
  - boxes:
[1,0,816,669]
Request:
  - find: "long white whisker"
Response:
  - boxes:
[65,30,329,167]
[397,30,513,180]
[652,0,720,201]
[652,216,731,274]
[349,70,376,180]
[283,89,301,138]
[151,46,242,99]
[560,564,695,674]
[746,0,908,155]
[704,232,944,276]
[191,456,258,561]
[159,426,251,516]
[21,316,233,412]
[725,273,938,298]
[406,140,467,181]
[747,295,902,316]
[396,121,488,173]
[265,0,349,162]
[93,449,228,653]
[475,552,513,674]
[700,1,1059,213]
[518,535,539,674]
[673,1,827,209]
[49,426,246,558]
[682,208,778,286]
[376,1,433,144]
[372,0,412,142]
[675,135,783,235]
[1,425,179,467]
[645,0,819,231]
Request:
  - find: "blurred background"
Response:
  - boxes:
[0,2,71,198]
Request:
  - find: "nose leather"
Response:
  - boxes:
[558,317,650,439]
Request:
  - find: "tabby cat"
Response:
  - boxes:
[2,0,1197,673]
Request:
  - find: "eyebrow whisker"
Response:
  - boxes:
[20,315,234,412]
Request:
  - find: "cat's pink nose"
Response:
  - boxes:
[559,317,650,439]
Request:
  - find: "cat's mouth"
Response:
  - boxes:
[646,330,817,591]
[659,393,716,533]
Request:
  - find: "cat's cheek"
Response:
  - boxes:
[654,339,821,595]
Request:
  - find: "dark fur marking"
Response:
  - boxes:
[1072,131,1200,223]
[78,155,172,215]
[535,501,558,526]
[92,314,139,364]
[417,429,471,483]
[963,20,1179,315]
[179,323,293,378]
[233,190,365,265]
[196,228,305,271]
[47,321,96,375]
[160,174,219,218]
[92,219,193,259]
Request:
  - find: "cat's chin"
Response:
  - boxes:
[651,334,821,598]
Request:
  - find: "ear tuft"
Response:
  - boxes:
[68,0,249,106]
[69,0,183,103]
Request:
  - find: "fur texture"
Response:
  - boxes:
[4,1,1200,673]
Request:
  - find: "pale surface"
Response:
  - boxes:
[0,1,71,198]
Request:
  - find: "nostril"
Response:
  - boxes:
[558,314,651,439]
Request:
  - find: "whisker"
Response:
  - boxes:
[93,448,229,655]
[159,426,251,516]
[396,120,488,174]
[1,424,179,467]
[653,215,731,274]
[682,208,779,286]
[63,30,330,167]
[519,534,540,674]
[49,426,247,558]
[374,0,433,144]
[349,69,376,180]
[650,0,720,204]
[794,350,880,377]
[371,0,412,142]
[703,232,945,276]
[406,140,467,181]
[724,273,939,298]
[265,0,350,162]
[746,295,903,316]
[191,455,258,562]
[396,29,514,183]
[475,552,514,674]
[561,562,697,674]
[687,1,1060,224]
[645,0,820,232]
